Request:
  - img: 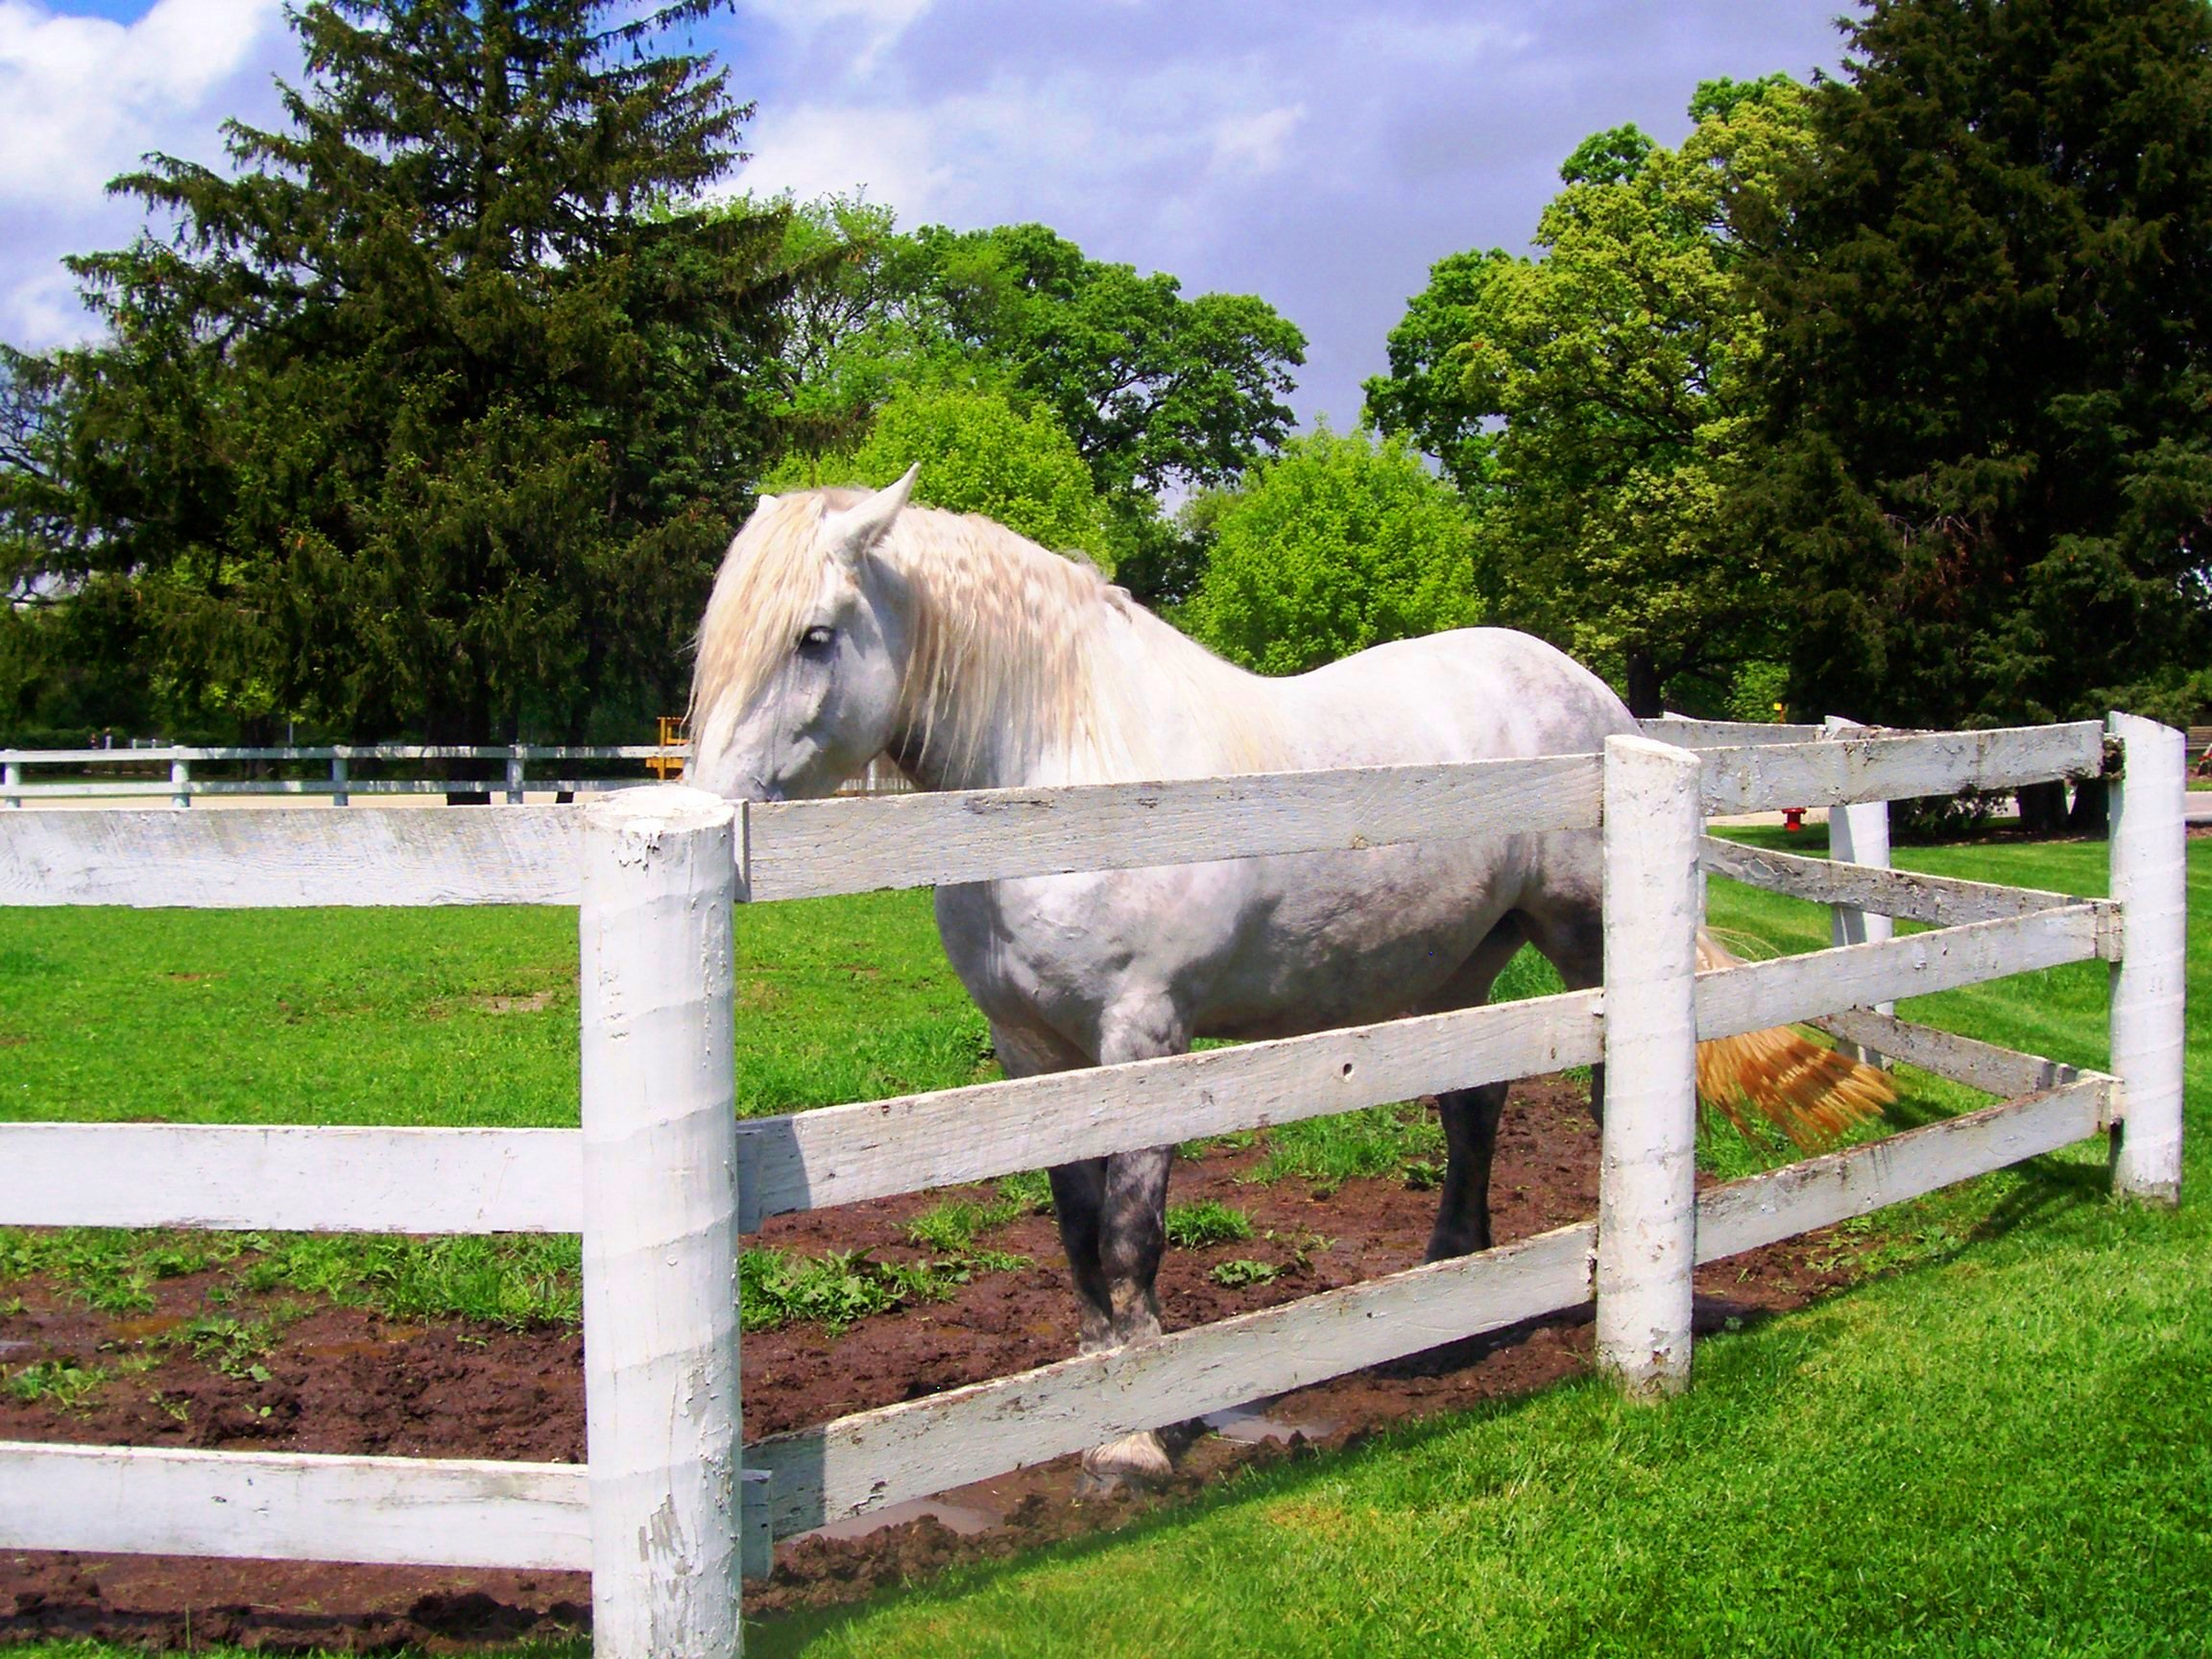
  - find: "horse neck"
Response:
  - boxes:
[879,527,1282,791]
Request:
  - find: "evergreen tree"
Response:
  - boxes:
[1746,0,2212,738]
[3,0,791,748]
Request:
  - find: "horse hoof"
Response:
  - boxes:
[1076,1430,1173,1496]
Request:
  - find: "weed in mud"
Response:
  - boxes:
[904,1186,1032,1254]
[4,1358,106,1408]
[742,1248,910,1333]
[1165,1200,1254,1249]
[742,1238,1032,1334]
[164,1311,289,1380]
[1208,1259,1284,1288]
[1246,1100,1445,1193]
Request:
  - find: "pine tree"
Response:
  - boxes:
[1746,0,2212,739]
[11,0,791,749]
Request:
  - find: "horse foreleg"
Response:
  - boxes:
[1425,1082,1508,1260]
[1046,1159,1115,1353]
[1100,1143,1174,1346]
[1076,1006,1187,1492]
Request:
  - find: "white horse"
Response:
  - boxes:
[686,468,1886,1484]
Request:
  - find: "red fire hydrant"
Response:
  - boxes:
[1783,806,1806,832]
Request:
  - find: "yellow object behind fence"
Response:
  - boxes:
[649,716,686,780]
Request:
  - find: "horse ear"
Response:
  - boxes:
[826,465,918,565]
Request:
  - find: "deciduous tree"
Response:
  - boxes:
[1367,78,1812,715]
[1181,427,1479,675]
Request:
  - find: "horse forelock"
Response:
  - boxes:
[690,489,1283,783]
[687,492,848,738]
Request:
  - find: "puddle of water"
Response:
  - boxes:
[798,1496,1006,1543]
[1201,1403,1339,1445]
[108,1315,187,1342]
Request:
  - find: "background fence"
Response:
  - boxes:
[0,713,2185,1658]
[0,744,913,806]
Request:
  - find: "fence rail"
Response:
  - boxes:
[0,711,2184,1659]
[0,745,914,807]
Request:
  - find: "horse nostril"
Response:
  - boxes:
[1340,1062,1355,1080]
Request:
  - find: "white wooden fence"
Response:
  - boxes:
[0,713,2185,1657]
[0,744,912,806]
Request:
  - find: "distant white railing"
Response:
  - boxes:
[0,744,912,806]
[0,714,2183,1659]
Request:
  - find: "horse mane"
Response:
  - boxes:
[689,490,1287,784]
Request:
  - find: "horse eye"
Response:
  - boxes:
[797,625,835,654]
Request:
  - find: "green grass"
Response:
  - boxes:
[0,890,991,1127]
[5,836,2209,1656]
[741,832,2212,1658]
[1163,1199,1255,1249]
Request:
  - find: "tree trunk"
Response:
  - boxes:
[2016,780,2068,836]
[2067,777,2109,837]
[1623,650,1664,721]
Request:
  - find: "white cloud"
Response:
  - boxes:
[0,0,283,209]
[1208,103,1305,178]
[733,63,1308,234]
[738,0,932,73]
[728,102,958,218]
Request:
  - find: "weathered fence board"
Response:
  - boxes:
[741,754,1604,901]
[1810,1009,2090,1100]
[1693,905,2104,1041]
[1698,834,2116,943]
[0,1442,589,1570]
[1637,717,1831,749]
[1695,722,2105,816]
[0,806,581,907]
[748,1220,1596,1540]
[1695,1076,2113,1262]
[737,990,1600,1226]
[0,1124,581,1232]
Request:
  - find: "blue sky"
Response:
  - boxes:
[0,0,1857,428]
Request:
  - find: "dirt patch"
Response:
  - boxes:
[0,1074,1857,1651]
[466,990,557,1015]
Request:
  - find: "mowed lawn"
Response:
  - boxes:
[0,831,2207,1656]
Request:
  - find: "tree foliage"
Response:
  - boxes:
[1745,0,2212,731]
[745,201,1306,607]
[0,0,791,745]
[1367,78,1812,715]
[1181,427,1479,676]
[762,384,1110,560]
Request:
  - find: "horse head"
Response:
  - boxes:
[685,467,919,802]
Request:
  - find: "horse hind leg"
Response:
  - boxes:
[1516,899,1608,1127]
[1420,915,1527,1262]
[1426,1082,1509,1261]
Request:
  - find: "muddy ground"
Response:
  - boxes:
[0,1076,1858,1652]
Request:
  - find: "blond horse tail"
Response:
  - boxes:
[1693,931,1895,1147]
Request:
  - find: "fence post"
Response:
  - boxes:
[1824,715,1895,1056]
[2108,711,2186,1207]
[2,760,17,809]
[331,754,349,808]
[1597,734,1704,1400]
[579,786,743,1656]
[507,744,526,805]
[170,756,191,810]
